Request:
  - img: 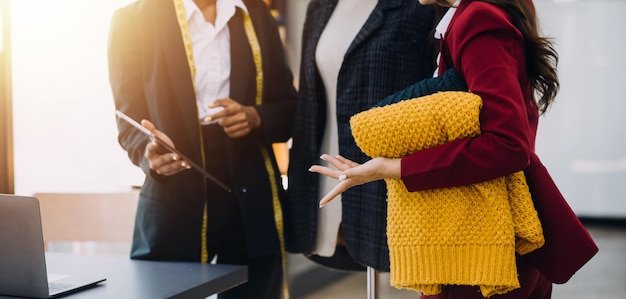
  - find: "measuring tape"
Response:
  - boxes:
[173,1,289,298]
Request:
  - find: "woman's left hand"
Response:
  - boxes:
[309,154,401,207]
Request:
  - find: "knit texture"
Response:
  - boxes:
[349,91,544,297]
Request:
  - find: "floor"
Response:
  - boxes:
[288,222,626,299]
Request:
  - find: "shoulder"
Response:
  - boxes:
[453,1,516,33]
[110,2,143,37]
[461,1,509,20]
[242,0,275,24]
[242,0,271,14]
[112,1,139,19]
[111,0,157,27]
[446,0,522,46]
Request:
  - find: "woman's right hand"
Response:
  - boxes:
[141,119,191,176]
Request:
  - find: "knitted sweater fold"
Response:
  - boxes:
[349,91,544,297]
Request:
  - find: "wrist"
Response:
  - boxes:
[376,157,401,180]
[245,106,262,128]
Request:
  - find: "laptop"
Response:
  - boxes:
[0,194,106,298]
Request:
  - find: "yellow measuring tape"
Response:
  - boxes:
[173,1,289,298]
[242,13,290,299]
[171,0,211,265]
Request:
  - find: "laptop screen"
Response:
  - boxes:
[0,194,105,298]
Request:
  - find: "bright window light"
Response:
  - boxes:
[12,0,142,195]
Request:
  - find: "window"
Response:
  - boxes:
[1,0,14,194]
[12,0,141,195]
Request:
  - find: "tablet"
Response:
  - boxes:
[115,110,231,192]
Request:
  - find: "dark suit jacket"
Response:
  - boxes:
[108,0,296,261]
[285,0,437,271]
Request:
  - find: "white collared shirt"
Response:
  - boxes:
[433,0,461,77]
[182,0,248,123]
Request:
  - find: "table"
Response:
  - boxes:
[0,253,247,299]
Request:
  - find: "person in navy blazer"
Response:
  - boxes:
[108,0,296,298]
[285,0,437,272]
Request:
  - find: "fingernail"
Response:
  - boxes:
[181,161,187,168]
[338,174,346,181]
[319,202,326,208]
[203,116,212,123]
[308,167,314,172]
[172,155,178,161]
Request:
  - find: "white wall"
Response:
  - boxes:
[535,0,626,217]
[12,0,142,195]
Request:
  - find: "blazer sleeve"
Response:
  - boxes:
[108,5,152,175]
[401,3,533,191]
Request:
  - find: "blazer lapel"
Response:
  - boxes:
[444,0,469,39]
[302,0,339,71]
[312,0,339,45]
[228,8,254,106]
[438,1,469,71]
[344,0,403,57]
[152,0,202,148]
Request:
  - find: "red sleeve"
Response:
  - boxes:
[401,2,533,191]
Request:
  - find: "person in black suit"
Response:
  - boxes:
[285,0,437,273]
[107,0,296,298]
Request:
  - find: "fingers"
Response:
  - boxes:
[221,117,250,138]
[309,164,342,180]
[319,182,350,208]
[308,162,352,208]
[140,119,192,176]
[209,99,259,138]
[146,147,191,176]
[156,158,192,176]
[334,155,360,168]
[320,154,355,172]
[141,119,156,133]
[207,98,238,121]
[312,154,361,181]
[312,154,373,208]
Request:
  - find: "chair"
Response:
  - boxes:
[32,190,139,255]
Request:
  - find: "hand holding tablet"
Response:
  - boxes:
[115,110,231,192]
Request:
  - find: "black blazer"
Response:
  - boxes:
[108,0,296,261]
[285,0,437,271]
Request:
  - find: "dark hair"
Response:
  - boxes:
[436,0,560,114]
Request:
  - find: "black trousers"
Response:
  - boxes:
[202,124,282,299]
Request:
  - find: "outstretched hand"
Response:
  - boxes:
[309,154,401,208]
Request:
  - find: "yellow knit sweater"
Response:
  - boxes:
[350,91,544,297]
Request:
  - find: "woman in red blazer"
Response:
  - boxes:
[310,0,578,297]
